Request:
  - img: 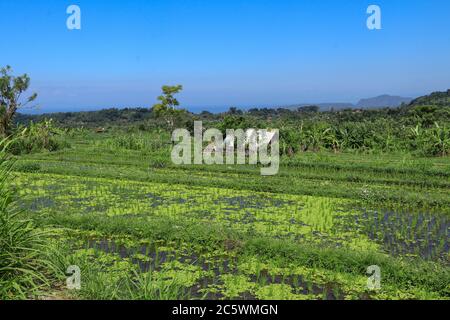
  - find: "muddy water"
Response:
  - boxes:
[85,239,347,300]
[346,209,449,262]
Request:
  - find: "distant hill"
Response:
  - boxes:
[408,89,450,107]
[280,95,414,111]
[356,95,413,108]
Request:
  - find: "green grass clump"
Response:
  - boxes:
[0,140,59,299]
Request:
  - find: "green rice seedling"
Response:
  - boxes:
[124,269,188,300]
[292,275,300,289]
[332,286,341,300]
[259,274,268,287]
[321,287,328,300]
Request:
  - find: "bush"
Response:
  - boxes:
[8,119,70,155]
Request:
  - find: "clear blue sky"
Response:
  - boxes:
[1,0,449,113]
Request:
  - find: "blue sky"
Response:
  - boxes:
[1,0,449,113]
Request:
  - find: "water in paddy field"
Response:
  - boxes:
[16,174,449,264]
[345,208,449,263]
[84,238,346,300]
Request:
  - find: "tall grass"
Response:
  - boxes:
[0,138,54,299]
[100,131,171,153]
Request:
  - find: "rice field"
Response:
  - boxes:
[11,130,450,300]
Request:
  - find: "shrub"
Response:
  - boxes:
[8,119,70,155]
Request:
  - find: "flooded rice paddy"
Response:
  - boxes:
[13,171,450,299]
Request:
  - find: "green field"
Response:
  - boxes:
[10,129,450,300]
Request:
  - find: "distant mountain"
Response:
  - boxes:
[279,95,415,111]
[408,89,450,107]
[356,95,413,108]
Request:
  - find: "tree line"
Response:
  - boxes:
[2,67,450,156]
